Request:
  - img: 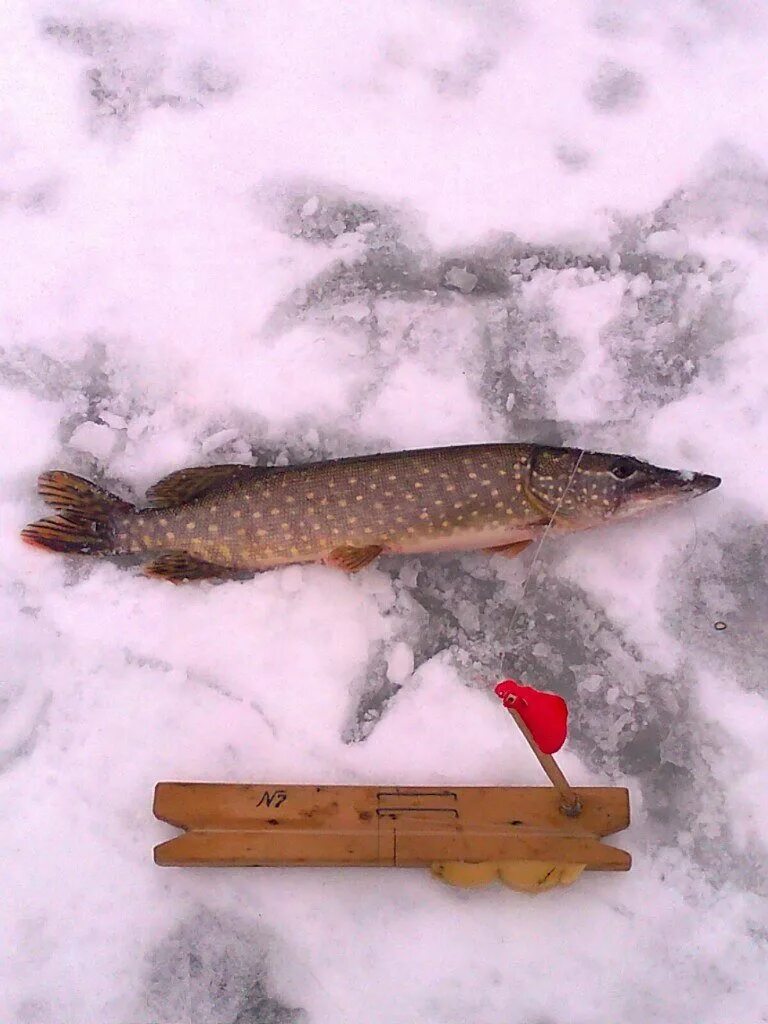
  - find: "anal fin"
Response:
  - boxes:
[325,545,383,573]
[146,465,272,509]
[483,540,532,559]
[143,552,234,584]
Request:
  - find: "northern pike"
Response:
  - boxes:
[21,444,720,583]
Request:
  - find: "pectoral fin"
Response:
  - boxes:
[483,540,532,559]
[325,545,383,572]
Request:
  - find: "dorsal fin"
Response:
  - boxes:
[145,464,272,509]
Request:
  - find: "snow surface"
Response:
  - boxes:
[2,1,768,1022]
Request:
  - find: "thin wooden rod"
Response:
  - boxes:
[505,701,582,817]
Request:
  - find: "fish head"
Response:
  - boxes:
[527,447,720,530]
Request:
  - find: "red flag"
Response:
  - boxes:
[494,679,568,754]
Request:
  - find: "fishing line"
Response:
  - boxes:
[499,448,586,672]
[681,504,699,571]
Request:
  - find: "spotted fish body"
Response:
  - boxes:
[21,444,720,582]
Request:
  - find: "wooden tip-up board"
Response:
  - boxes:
[154,782,629,865]
[153,685,631,893]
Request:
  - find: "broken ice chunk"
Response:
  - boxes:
[200,428,239,455]
[386,641,414,684]
[68,421,117,459]
[444,266,478,294]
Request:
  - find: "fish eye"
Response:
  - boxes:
[610,460,637,481]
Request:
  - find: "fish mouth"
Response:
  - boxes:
[610,468,721,522]
[677,472,721,497]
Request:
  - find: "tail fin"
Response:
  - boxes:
[21,471,133,555]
